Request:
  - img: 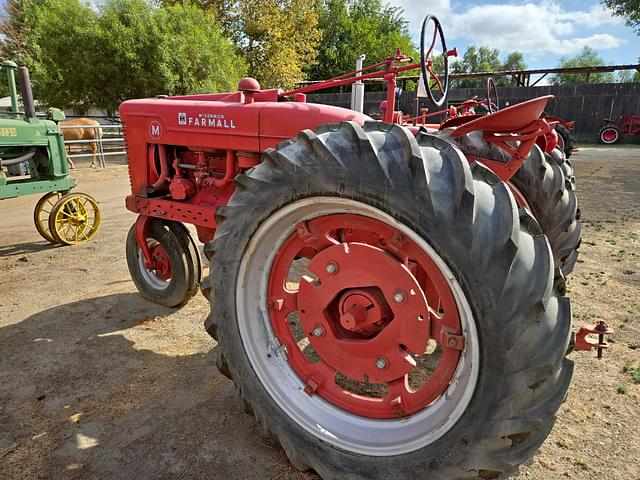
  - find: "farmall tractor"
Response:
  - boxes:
[121,16,600,479]
[0,61,101,245]
[599,113,640,144]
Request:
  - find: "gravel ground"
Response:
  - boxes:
[1,147,639,480]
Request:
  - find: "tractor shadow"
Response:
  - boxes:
[0,293,294,480]
[0,240,62,258]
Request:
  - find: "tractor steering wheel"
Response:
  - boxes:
[420,15,450,108]
[486,77,499,113]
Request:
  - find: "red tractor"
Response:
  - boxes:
[120,16,595,479]
[599,113,640,144]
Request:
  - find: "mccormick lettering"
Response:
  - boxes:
[178,112,236,129]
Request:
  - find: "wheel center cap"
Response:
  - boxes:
[298,242,430,383]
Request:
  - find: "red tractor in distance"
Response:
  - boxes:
[120,15,597,480]
[599,113,640,144]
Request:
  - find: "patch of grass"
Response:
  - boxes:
[573,456,589,470]
[556,438,570,449]
[617,384,627,395]
[574,310,595,321]
[623,364,640,384]
[611,249,632,261]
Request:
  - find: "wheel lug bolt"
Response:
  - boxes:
[393,291,406,303]
[375,357,388,369]
[325,262,338,274]
[312,325,325,337]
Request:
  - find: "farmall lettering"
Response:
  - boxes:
[178,112,236,129]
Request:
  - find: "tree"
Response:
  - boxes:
[601,0,640,34]
[551,47,614,85]
[451,46,526,88]
[236,0,321,89]
[0,0,97,109]
[616,70,635,82]
[306,0,416,82]
[0,0,246,112]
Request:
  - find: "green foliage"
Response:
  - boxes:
[623,363,640,383]
[551,47,615,85]
[306,0,417,82]
[0,0,245,112]
[167,0,319,89]
[30,0,104,109]
[237,0,321,89]
[451,46,526,88]
[601,0,640,33]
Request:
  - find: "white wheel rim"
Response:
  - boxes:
[137,241,171,290]
[236,197,479,456]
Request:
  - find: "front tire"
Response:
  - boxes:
[599,125,620,144]
[205,122,573,479]
[126,219,193,307]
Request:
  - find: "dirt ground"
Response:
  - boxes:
[1,147,639,480]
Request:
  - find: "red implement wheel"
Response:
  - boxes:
[599,125,621,144]
[204,122,572,478]
[126,219,194,307]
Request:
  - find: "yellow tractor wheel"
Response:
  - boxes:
[34,191,63,243]
[48,192,101,245]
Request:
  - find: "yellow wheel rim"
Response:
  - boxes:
[49,193,101,245]
[34,192,63,243]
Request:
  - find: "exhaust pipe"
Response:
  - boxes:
[0,148,36,167]
[18,67,36,118]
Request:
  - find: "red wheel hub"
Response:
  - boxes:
[602,128,617,142]
[150,243,172,280]
[267,214,465,418]
[298,242,430,384]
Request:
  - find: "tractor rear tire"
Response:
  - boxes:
[555,124,575,158]
[203,122,573,479]
[511,145,581,277]
[126,219,193,307]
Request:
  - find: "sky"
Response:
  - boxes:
[388,0,640,69]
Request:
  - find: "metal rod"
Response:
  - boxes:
[67,151,127,158]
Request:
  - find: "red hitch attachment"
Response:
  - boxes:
[574,321,614,359]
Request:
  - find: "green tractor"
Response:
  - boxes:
[0,60,100,245]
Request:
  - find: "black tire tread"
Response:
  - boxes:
[555,124,574,158]
[125,219,192,308]
[511,146,581,277]
[205,122,573,479]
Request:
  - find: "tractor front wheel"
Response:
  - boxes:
[126,219,195,307]
[48,192,101,245]
[204,122,573,479]
[599,125,621,144]
[34,191,63,243]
